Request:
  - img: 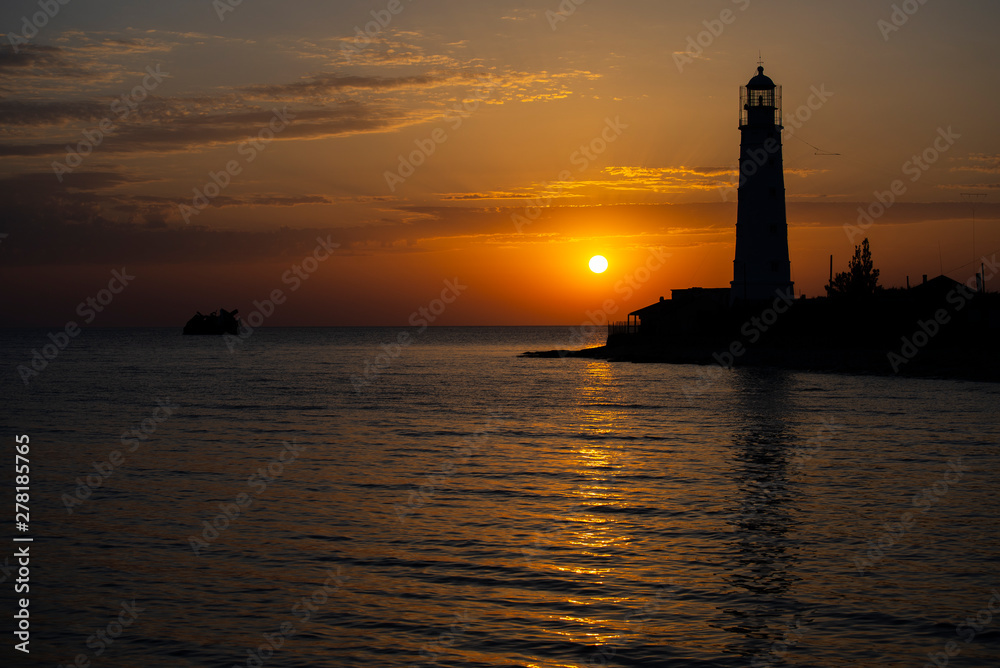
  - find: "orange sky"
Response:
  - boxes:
[1,0,998,325]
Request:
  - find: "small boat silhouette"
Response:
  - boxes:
[183,308,240,335]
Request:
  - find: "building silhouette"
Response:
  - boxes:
[732,66,793,303]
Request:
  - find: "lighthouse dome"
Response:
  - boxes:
[747,66,775,90]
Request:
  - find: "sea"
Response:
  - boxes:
[1,326,998,667]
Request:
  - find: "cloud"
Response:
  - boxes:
[0,43,94,90]
[951,153,1000,174]
[0,99,120,127]
[0,102,404,157]
[0,43,66,70]
[786,168,829,178]
[239,72,465,101]
[279,30,466,68]
[3,166,998,268]
[588,165,738,193]
[0,37,155,93]
[125,193,331,211]
[0,170,337,265]
[606,166,733,177]
[0,18,605,173]
[937,183,1000,190]
[2,169,139,193]
[500,8,540,21]
[0,31,597,159]
[57,31,189,56]
[435,165,751,206]
[439,192,540,200]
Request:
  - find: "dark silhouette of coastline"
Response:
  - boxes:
[523,283,1000,383]
[183,309,240,335]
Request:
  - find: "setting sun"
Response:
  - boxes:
[589,255,609,274]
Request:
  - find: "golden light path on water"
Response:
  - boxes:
[7,328,1000,667]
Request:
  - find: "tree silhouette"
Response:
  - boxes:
[827,238,880,297]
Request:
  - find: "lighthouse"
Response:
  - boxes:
[731,66,794,303]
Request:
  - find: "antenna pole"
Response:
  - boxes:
[961,193,987,263]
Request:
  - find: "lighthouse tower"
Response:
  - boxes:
[731,66,793,303]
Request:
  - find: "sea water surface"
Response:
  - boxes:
[1,327,999,667]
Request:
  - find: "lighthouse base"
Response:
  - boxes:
[729,282,795,306]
